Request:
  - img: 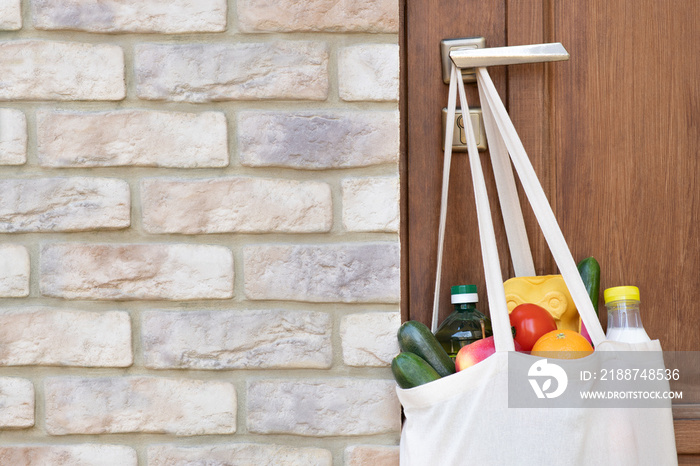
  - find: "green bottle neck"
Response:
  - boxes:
[453,302,477,312]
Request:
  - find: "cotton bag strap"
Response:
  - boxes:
[432,65,514,351]
[432,66,535,334]
[473,66,605,347]
[480,87,536,278]
[454,68,515,351]
[432,63,606,350]
[430,66,460,333]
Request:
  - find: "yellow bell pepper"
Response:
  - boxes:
[503,275,580,332]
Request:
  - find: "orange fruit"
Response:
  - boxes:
[531,329,594,359]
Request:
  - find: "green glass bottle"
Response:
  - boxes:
[434,285,493,359]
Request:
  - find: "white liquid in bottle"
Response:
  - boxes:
[605,326,651,344]
[604,286,651,343]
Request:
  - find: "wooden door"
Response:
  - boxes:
[402,0,700,459]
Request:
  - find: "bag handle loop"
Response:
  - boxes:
[474,67,606,347]
[430,65,460,333]
[432,63,606,350]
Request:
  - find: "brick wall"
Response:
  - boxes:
[0,1,401,464]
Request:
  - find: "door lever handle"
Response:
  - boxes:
[450,42,569,69]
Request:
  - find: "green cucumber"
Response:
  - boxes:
[577,256,601,314]
[397,321,455,376]
[392,352,442,389]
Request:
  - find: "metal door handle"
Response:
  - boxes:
[441,38,570,83]
[441,40,569,152]
[450,42,569,69]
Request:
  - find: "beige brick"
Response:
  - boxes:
[135,42,328,102]
[40,243,234,300]
[341,312,400,367]
[0,108,26,165]
[345,445,399,466]
[342,176,399,232]
[0,378,34,429]
[238,110,399,169]
[148,444,332,466]
[141,177,331,234]
[0,308,132,367]
[339,44,400,101]
[0,0,21,30]
[0,445,136,466]
[244,243,400,303]
[237,0,398,33]
[142,309,332,369]
[0,40,124,101]
[33,0,227,33]
[247,378,400,436]
[45,376,236,435]
[37,110,228,168]
[0,177,130,232]
[0,244,29,298]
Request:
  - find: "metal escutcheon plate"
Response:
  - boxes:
[442,107,487,152]
[440,37,486,84]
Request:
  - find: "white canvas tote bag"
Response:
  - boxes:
[396,63,678,466]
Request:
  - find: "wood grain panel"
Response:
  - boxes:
[399,0,409,322]
[678,455,700,466]
[505,0,558,276]
[405,0,508,325]
[404,0,700,452]
[676,420,700,455]
[552,0,700,350]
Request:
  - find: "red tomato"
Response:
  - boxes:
[509,303,558,351]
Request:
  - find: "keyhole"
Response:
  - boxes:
[456,115,467,144]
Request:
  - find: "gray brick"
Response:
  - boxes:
[45,376,236,435]
[148,444,332,466]
[0,108,26,165]
[0,244,29,297]
[247,378,400,436]
[135,42,328,102]
[237,0,398,33]
[341,312,400,367]
[0,308,132,367]
[0,378,34,429]
[345,445,399,466]
[0,40,124,101]
[40,243,234,300]
[238,111,399,169]
[342,176,399,232]
[37,110,228,168]
[33,0,227,33]
[142,309,332,369]
[0,177,130,232]
[339,44,400,101]
[0,445,137,466]
[141,177,331,234]
[0,0,21,30]
[244,243,400,303]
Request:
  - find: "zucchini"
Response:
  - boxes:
[577,256,601,314]
[392,352,441,389]
[397,321,455,376]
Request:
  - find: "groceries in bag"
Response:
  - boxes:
[455,335,522,371]
[577,256,601,344]
[604,285,651,343]
[504,274,580,331]
[392,352,442,389]
[530,329,594,359]
[391,321,455,388]
[508,303,557,351]
[434,285,493,358]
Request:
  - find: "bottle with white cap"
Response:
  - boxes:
[434,285,493,358]
[604,285,652,343]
